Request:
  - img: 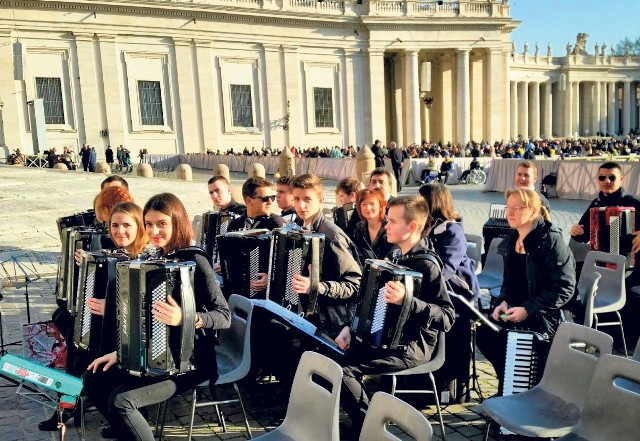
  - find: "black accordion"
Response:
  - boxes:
[73,250,129,352]
[590,206,636,268]
[58,226,113,309]
[332,203,356,233]
[352,259,422,350]
[502,330,549,396]
[217,229,273,298]
[116,260,197,377]
[482,203,511,256]
[268,225,325,315]
[56,209,96,240]
[200,210,241,261]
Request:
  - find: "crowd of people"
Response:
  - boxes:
[36,152,640,440]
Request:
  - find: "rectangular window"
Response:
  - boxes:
[230,84,254,127]
[138,80,164,126]
[35,77,65,124]
[314,87,334,128]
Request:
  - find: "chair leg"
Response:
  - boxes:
[483,416,491,441]
[156,400,169,440]
[428,372,446,441]
[188,388,198,441]
[389,374,397,396]
[615,311,629,358]
[234,382,252,439]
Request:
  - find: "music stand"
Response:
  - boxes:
[1,255,41,324]
[448,292,501,403]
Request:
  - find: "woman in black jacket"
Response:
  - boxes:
[352,188,393,262]
[83,193,230,441]
[477,187,575,392]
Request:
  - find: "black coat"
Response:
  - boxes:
[352,219,393,261]
[497,217,576,337]
[227,213,285,232]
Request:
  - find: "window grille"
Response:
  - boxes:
[314,87,334,128]
[35,77,65,124]
[230,84,254,127]
[138,80,164,126]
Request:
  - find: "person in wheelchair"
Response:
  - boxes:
[437,152,454,185]
[419,155,438,184]
[459,157,481,184]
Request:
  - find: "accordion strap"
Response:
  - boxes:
[305,236,321,317]
[178,265,197,372]
[390,273,414,349]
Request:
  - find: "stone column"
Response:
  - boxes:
[97,34,126,148]
[510,81,518,140]
[572,81,580,137]
[623,80,631,136]
[194,40,221,151]
[174,38,200,153]
[543,81,553,138]
[404,50,421,146]
[600,82,607,135]
[456,49,470,145]
[264,44,285,150]
[487,49,505,143]
[74,33,103,148]
[593,82,601,135]
[529,82,540,139]
[343,49,359,147]
[367,49,386,143]
[518,81,529,139]
[283,45,303,148]
[565,81,573,137]
[608,82,617,135]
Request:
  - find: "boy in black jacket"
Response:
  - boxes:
[335,195,455,436]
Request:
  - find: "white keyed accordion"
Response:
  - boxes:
[268,225,325,316]
[73,250,129,352]
[116,260,197,377]
[56,209,96,240]
[217,229,273,298]
[332,202,356,233]
[57,226,113,309]
[351,259,422,350]
[200,210,241,261]
[501,330,549,396]
[589,206,636,267]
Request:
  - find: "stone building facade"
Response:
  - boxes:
[0,0,638,156]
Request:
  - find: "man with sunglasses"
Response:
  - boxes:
[570,162,640,345]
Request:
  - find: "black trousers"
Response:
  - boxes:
[340,344,419,431]
[83,367,208,441]
[393,167,402,191]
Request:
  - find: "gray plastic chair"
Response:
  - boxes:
[359,392,433,441]
[464,233,483,274]
[554,354,640,441]
[381,332,446,440]
[253,351,343,441]
[482,322,614,440]
[579,251,628,357]
[633,337,640,361]
[477,238,504,290]
[156,294,254,439]
[582,272,601,328]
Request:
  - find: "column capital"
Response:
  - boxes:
[404,49,419,56]
[282,45,298,54]
[96,34,117,42]
[262,43,281,52]
[73,32,96,42]
[457,48,470,55]
[193,39,212,47]
[364,48,385,56]
[172,37,194,46]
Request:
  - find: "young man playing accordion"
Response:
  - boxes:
[335,195,454,438]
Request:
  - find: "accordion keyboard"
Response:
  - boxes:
[151,281,167,361]
[371,287,388,335]
[284,248,303,305]
[504,332,541,395]
[80,268,96,339]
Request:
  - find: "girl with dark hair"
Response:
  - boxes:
[352,188,393,261]
[83,193,230,441]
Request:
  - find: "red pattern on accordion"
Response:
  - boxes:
[589,206,635,267]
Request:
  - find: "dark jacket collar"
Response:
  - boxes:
[597,187,628,205]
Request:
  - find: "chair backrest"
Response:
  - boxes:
[482,237,504,277]
[359,392,433,441]
[582,272,601,328]
[390,332,445,376]
[282,351,343,441]
[578,251,626,309]
[537,323,613,412]
[633,337,640,362]
[464,233,483,272]
[216,294,253,377]
[569,355,640,441]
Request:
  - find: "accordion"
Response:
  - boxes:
[217,229,273,298]
[268,225,325,315]
[482,203,511,256]
[56,209,96,240]
[73,250,129,352]
[502,330,549,396]
[332,203,356,233]
[116,260,197,377]
[200,210,241,261]
[351,259,422,350]
[58,227,113,309]
[590,206,636,267]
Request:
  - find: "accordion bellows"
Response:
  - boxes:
[116,260,197,377]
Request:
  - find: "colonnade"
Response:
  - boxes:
[509,79,640,140]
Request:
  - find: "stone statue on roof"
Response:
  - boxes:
[571,33,589,55]
[547,43,552,57]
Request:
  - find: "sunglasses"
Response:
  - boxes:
[252,195,276,203]
[598,175,617,182]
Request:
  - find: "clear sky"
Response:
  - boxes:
[510,0,639,56]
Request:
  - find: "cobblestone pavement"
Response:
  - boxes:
[0,165,589,440]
